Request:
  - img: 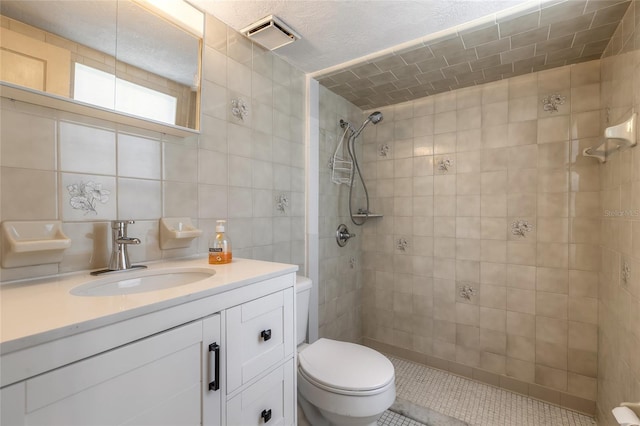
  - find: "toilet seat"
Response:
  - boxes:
[298,338,394,396]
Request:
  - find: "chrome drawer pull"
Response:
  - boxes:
[261,329,272,341]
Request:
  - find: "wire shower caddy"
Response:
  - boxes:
[330,126,353,185]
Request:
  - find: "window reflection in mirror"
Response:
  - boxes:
[0,0,203,131]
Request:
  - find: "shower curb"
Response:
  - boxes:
[390,397,469,426]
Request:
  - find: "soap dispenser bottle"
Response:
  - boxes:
[209,220,232,264]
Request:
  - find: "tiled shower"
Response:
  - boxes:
[1,2,639,425]
[318,3,639,424]
[359,61,602,411]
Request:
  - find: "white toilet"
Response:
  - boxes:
[296,276,396,426]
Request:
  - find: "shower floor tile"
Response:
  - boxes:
[388,355,597,426]
[378,410,427,426]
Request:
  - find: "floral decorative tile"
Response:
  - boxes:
[62,173,116,221]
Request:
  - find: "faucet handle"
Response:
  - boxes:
[111,220,135,229]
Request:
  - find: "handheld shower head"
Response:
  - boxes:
[353,111,383,138]
[345,111,383,226]
[368,111,383,124]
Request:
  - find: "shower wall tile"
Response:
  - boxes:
[539,67,571,93]
[536,365,567,391]
[434,133,456,154]
[538,141,570,168]
[509,96,538,122]
[571,83,601,112]
[482,101,508,126]
[508,194,537,216]
[537,115,571,144]
[318,87,365,343]
[568,373,597,400]
[361,59,605,406]
[508,334,535,361]
[571,110,601,139]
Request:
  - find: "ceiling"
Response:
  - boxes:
[198,0,631,110]
[194,0,534,73]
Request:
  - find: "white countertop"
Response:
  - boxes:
[0,257,297,354]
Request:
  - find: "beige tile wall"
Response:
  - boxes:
[0,14,306,281]
[316,86,365,342]
[597,1,640,424]
[360,59,603,408]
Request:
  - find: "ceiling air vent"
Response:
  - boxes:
[241,15,301,50]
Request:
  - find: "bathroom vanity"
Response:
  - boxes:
[0,258,297,425]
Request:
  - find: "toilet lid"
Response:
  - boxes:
[298,338,394,392]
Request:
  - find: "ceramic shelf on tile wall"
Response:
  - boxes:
[159,217,203,250]
[583,111,637,163]
[1,220,71,268]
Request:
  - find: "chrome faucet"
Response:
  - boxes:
[91,220,147,275]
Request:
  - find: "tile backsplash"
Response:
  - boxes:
[0,13,306,281]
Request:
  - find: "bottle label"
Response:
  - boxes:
[209,251,232,264]
[209,248,223,252]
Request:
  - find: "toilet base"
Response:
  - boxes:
[298,391,329,426]
[297,370,395,426]
[298,390,383,426]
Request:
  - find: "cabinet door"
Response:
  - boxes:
[0,382,25,425]
[21,321,204,425]
[226,288,294,393]
[203,313,223,426]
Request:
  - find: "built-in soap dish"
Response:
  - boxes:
[159,217,203,250]
[1,220,71,268]
[583,112,637,163]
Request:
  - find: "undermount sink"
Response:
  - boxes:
[71,267,215,297]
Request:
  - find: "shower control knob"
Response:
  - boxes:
[336,224,355,247]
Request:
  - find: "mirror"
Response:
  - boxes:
[0,0,203,133]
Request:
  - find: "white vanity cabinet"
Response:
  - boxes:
[226,288,295,426]
[0,264,296,426]
[1,314,223,426]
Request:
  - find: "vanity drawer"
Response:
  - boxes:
[226,288,294,393]
[226,358,294,426]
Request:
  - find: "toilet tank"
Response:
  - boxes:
[296,275,312,345]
